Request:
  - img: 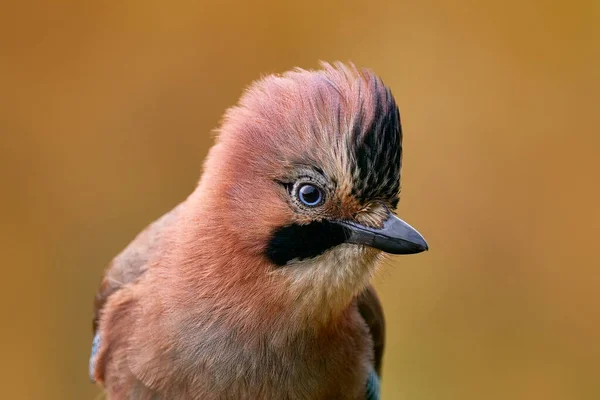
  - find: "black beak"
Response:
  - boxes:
[337,212,428,254]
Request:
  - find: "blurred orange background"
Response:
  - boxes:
[1,1,598,399]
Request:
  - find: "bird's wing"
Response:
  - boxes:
[356,285,386,377]
[90,202,185,387]
[92,202,184,333]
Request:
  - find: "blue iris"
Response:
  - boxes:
[298,184,323,206]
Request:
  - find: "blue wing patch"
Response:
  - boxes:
[89,333,101,382]
[366,368,380,400]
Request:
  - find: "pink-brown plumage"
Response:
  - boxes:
[92,62,414,399]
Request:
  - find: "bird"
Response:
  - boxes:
[89,62,428,400]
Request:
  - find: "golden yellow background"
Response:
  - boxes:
[1,1,598,399]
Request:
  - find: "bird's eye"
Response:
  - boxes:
[297,183,324,207]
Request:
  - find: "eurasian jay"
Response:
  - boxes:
[90,62,428,400]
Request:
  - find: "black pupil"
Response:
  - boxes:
[299,184,321,205]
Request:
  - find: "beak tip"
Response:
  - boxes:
[412,239,428,254]
[408,231,428,254]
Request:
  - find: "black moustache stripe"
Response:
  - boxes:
[265,220,351,266]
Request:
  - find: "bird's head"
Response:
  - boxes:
[191,62,427,313]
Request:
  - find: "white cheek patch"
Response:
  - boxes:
[272,244,381,315]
